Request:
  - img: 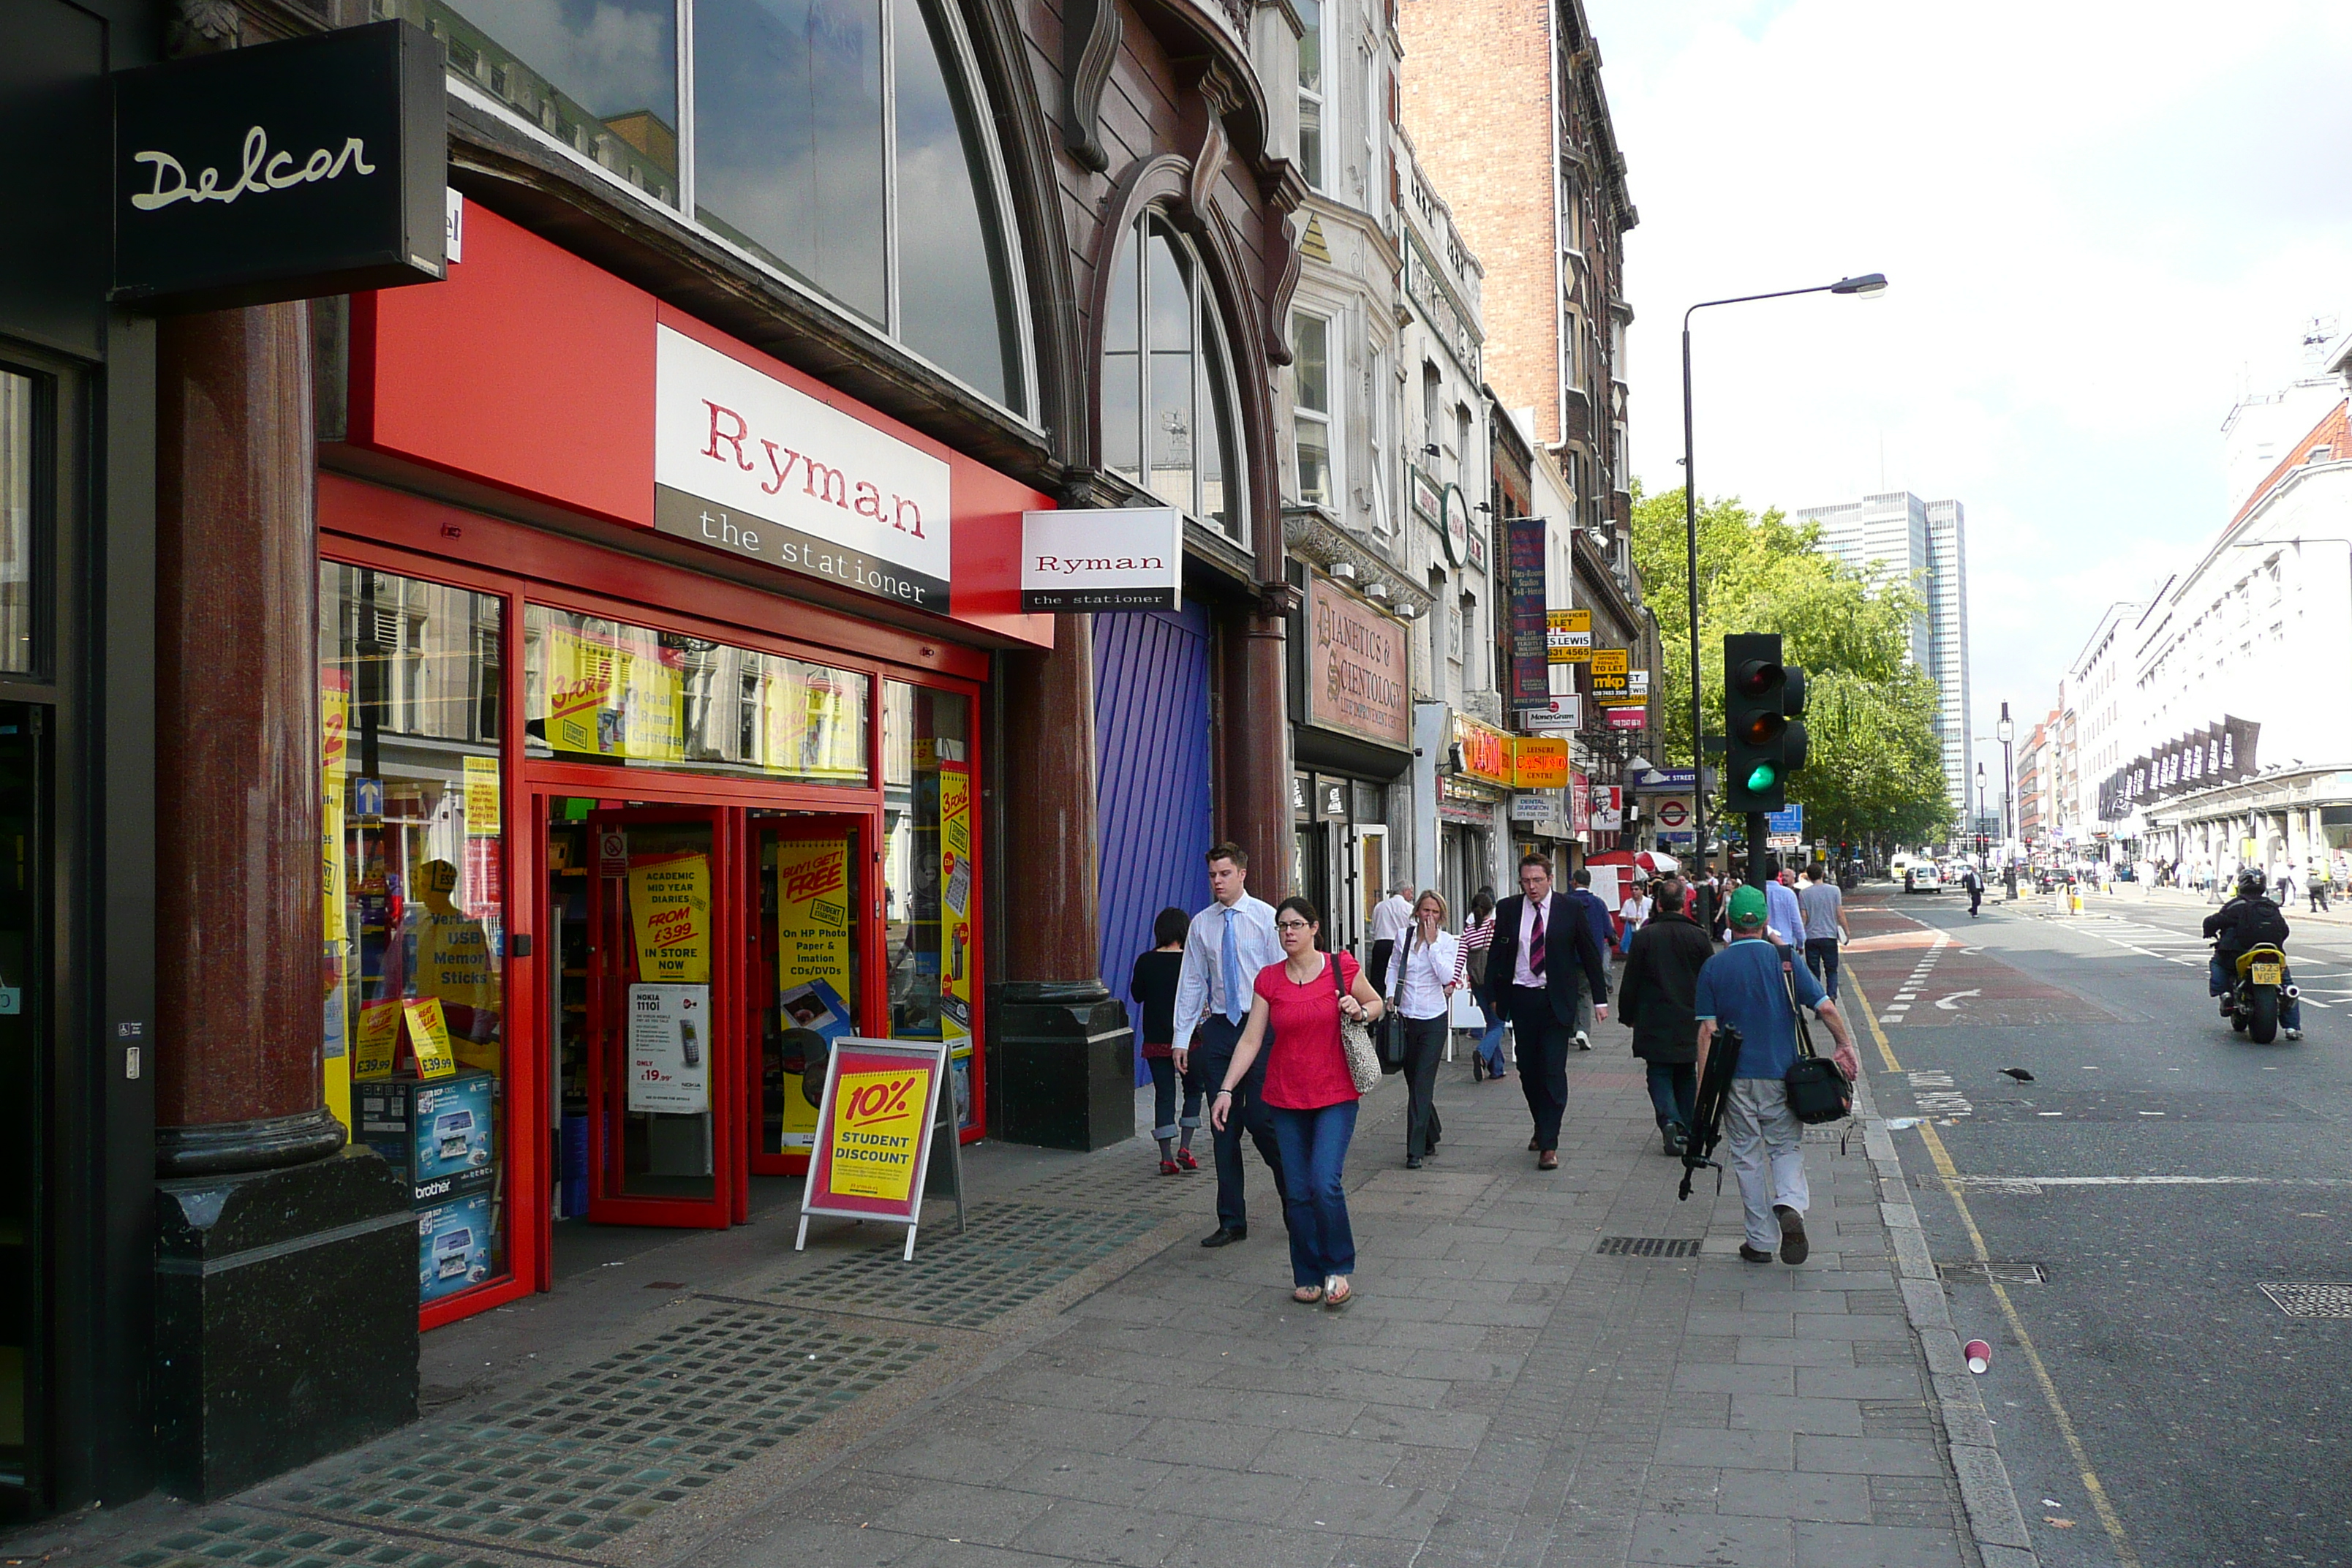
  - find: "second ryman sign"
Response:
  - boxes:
[1307,576,1409,749]
[655,325,954,612]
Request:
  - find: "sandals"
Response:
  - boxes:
[1292,1285,1325,1304]
[1324,1276,1352,1310]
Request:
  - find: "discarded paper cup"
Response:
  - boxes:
[1964,1339,1991,1374]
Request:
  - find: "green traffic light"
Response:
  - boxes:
[1746,763,1779,793]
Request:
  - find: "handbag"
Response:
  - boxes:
[1334,951,1384,1095]
[1776,946,1851,1125]
[1375,936,1411,1074]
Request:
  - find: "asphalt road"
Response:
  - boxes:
[1847,884,2352,1568]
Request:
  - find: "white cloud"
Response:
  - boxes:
[1588,0,2352,742]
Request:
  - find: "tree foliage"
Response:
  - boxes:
[1630,483,1953,851]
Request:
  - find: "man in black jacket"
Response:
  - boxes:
[2204,870,2302,1038]
[1488,852,1612,1168]
[1616,873,1716,1156]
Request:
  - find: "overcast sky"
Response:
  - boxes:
[1586,0,2352,763]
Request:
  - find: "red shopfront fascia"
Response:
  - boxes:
[328,203,1052,1327]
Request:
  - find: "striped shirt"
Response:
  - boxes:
[1454,914,1495,984]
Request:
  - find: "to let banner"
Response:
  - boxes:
[1507,518,1550,705]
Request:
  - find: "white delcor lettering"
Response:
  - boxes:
[129,127,375,211]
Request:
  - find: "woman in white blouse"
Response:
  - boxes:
[1385,890,1459,1169]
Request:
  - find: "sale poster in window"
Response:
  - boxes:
[775,838,851,1151]
[627,984,711,1114]
[628,851,711,984]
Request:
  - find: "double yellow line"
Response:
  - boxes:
[1847,968,2141,1567]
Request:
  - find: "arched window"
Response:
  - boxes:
[414,0,1030,415]
[1100,214,1245,537]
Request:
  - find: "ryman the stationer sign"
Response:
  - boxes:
[1018,508,1180,611]
[656,326,954,611]
[113,21,448,310]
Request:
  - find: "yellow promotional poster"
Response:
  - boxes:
[414,909,500,1071]
[774,838,851,1153]
[1512,737,1570,790]
[404,995,458,1079]
[761,663,865,781]
[463,755,501,834]
[938,766,976,1127]
[823,1066,932,1201]
[320,671,350,945]
[353,999,404,1079]
[544,625,686,761]
[629,851,712,984]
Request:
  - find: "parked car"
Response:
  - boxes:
[1905,861,1944,893]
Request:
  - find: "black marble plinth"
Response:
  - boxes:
[987,982,1136,1151]
[154,1146,418,1500]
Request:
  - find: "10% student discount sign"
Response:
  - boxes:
[796,1036,964,1259]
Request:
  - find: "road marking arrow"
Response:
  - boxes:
[1934,990,1981,1011]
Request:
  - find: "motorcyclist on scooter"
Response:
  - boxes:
[2204,869,2303,1039]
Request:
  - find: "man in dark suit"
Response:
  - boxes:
[1488,851,1613,1168]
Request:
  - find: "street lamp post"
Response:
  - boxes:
[1975,763,1987,856]
[1997,701,2016,900]
[1681,274,1886,888]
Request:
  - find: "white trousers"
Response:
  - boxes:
[1725,1078,1808,1248]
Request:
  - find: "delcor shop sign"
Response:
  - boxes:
[657,326,954,611]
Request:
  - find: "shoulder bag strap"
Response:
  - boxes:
[1776,944,1817,1059]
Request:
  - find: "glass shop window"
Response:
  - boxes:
[522,606,870,786]
[380,0,1026,414]
[881,682,978,1131]
[320,564,510,1308]
[0,369,38,675]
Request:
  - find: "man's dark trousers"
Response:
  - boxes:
[1192,1014,1287,1229]
[1968,885,1982,916]
[1507,983,1575,1150]
[1803,937,1841,1000]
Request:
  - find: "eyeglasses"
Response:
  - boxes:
[1275,919,1311,932]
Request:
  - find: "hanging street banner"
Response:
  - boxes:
[1605,706,1647,732]
[796,1036,955,1259]
[1521,696,1581,734]
[1511,737,1570,790]
[1507,518,1550,704]
[1546,608,1591,664]
[1019,506,1180,610]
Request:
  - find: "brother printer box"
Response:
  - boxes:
[357,1069,497,1206]
[417,1190,495,1303]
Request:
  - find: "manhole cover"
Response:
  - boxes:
[1938,1261,2047,1285]
[1594,1237,1703,1258]
[2259,1282,2352,1318]
[772,1201,1162,1327]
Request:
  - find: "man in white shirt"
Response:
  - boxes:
[1369,881,1414,995]
[1765,867,1805,949]
[1488,854,1612,1168]
[1171,843,1288,1247]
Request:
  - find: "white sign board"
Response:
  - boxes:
[1653,795,1693,831]
[652,325,954,611]
[1509,792,1561,825]
[627,984,711,1113]
[1019,506,1182,611]
[1520,696,1581,733]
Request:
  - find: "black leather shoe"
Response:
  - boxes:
[1738,1243,1774,1264]
[1199,1226,1248,1247]
[1405,1155,1423,1169]
[1774,1206,1809,1265]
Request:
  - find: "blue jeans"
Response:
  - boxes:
[2212,953,2302,1030]
[1473,983,1509,1074]
[1268,1100,1358,1287]
[1146,1053,1202,1142]
[1803,938,1841,1000]
[1646,1063,1696,1130]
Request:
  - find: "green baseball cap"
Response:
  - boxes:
[1727,884,1768,929]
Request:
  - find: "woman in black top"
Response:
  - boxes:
[1131,906,1199,1175]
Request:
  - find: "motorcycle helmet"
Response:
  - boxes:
[2236,869,2268,899]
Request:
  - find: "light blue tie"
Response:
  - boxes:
[1221,905,1247,1025]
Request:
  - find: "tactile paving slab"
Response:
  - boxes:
[119,1516,504,1568]
[269,1307,933,1553]
[771,1201,1164,1328]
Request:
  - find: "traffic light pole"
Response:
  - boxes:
[1747,811,1768,891]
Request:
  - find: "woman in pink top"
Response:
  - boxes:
[1210,894,1387,1308]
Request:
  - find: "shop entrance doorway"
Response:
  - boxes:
[565,804,740,1227]
[751,812,870,1177]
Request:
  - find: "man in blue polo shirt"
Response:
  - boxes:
[1694,884,1859,1265]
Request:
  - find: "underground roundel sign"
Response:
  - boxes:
[1657,799,1689,829]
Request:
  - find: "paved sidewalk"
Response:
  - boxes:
[6,1033,2035,1568]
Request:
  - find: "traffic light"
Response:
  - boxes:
[1722,633,1809,812]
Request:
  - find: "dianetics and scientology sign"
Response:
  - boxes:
[796,1036,957,1259]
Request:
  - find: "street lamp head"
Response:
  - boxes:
[1829,273,1889,298]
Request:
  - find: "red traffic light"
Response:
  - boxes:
[1733,658,1783,697]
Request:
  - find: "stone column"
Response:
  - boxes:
[150,303,415,1500]
[988,614,1131,1149]
[1220,584,1297,902]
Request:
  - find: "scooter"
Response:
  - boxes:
[2223,941,2296,1044]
